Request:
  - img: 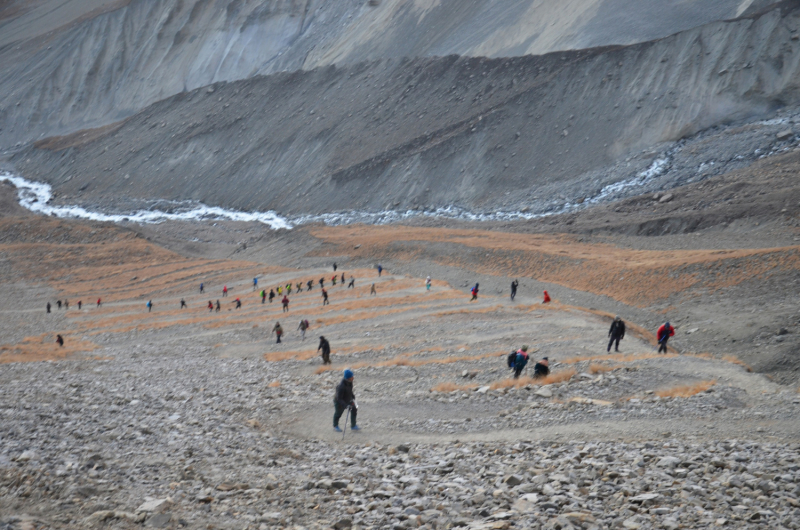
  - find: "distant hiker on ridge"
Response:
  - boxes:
[348,277,355,288]
[608,316,625,353]
[377,264,383,277]
[543,290,551,303]
[282,295,290,312]
[657,322,675,353]
[298,319,310,340]
[222,285,228,297]
[272,322,283,344]
[181,299,187,309]
[322,288,329,305]
[147,300,152,312]
[215,300,221,312]
[200,282,204,293]
[333,368,359,433]
[253,277,258,291]
[208,301,213,312]
[426,276,432,291]
[56,334,64,347]
[261,290,266,304]
[533,357,550,379]
[46,302,51,314]
[510,280,518,301]
[269,289,275,303]
[470,283,479,301]
[307,280,313,291]
[318,336,331,364]
[57,300,62,309]
[235,297,242,309]
[370,283,377,296]
[333,263,337,272]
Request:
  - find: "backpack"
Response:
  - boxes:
[507,350,517,369]
[304,319,310,329]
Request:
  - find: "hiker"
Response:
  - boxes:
[341,273,346,284]
[208,301,213,312]
[608,316,625,353]
[261,290,266,304]
[470,283,479,301]
[223,286,228,297]
[272,322,283,344]
[319,277,325,288]
[426,276,432,291]
[377,264,383,277]
[286,283,292,295]
[533,357,550,379]
[333,263,338,272]
[322,288,329,305]
[333,369,360,432]
[282,295,290,312]
[318,336,331,364]
[64,300,69,310]
[543,290,551,303]
[348,278,355,288]
[235,298,242,309]
[147,300,153,312]
[298,319,310,340]
[253,277,258,291]
[215,300,221,312]
[57,300,62,309]
[200,282,204,293]
[511,280,519,301]
[77,301,82,310]
[332,275,337,286]
[370,283,376,296]
[307,280,313,291]
[97,298,102,307]
[269,289,275,303]
[657,322,675,353]
[46,302,51,314]
[277,285,282,296]
[296,282,303,292]
[56,334,64,347]
[508,345,530,379]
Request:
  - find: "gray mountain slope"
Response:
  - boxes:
[0,0,774,148]
[11,2,800,217]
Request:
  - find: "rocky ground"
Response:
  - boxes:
[1,208,799,529]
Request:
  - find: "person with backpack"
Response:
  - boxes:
[307,280,313,291]
[97,298,102,307]
[332,275,337,286]
[57,300,62,310]
[377,264,383,277]
[333,263,338,272]
[222,286,228,297]
[272,322,283,344]
[200,282,204,293]
[147,300,152,312]
[269,289,275,303]
[235,298,242,309]
[296,282,303,292]
[470,283,479,301]
[319,277,325,288]
[533,357,550,379]
[46,302,51,314]
[608,316,625,353]
[253,277,258,291]
[261,290,266,304]
[181,299,187,309]
[426,276,432,291]
[215,300,221,312]
[298,319,310,340]
[77,300,82,310]
[333,369,359,432]
[208,301,213,312]
[510,280,519,301]
[282,295,290,312]
[286,283,292,295]
[370,283,377,296]
[657,322,674,353]
[322,288,329,305]
[56,334,64,347]
[64,300,69,310]
[507,346,529,379]
[318,336,331,364]
[543,290,551,303]
[348,277,355,288]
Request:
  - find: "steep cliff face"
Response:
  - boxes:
[0,0,768,147]
[11,2,800,217]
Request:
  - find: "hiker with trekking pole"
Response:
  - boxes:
[333,369,360,434]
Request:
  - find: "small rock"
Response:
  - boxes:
[334,517,353,529]
[777,129,794,140]
[657,456,681,468]
[658,193,674,203]
[476,386,490,394]
[503,474,523,487]
[534,387,552,398]
[136,498,172,513]
[145,513,171,528]
[17,450,36,462]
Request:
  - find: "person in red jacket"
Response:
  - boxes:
[657,322,675,353]
[282,295,290,312]
[543,290,551,303]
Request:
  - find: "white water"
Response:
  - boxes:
[0,157,671,229]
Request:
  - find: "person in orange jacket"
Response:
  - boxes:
[657,322,675,353]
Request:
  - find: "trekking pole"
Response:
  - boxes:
[342,407,351,441]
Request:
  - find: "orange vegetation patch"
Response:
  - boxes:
[314,351,505,374]
[562,352,676,364]
[655,380,716,398]
[264,345,384,362]
[589,364,616,374]
[431,382,479,393]
[308,224,800,307]
[0,334,98,363]
[722,355,753,372]
[268,380,281,388]
[488,368,576,389]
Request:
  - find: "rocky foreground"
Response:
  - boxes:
[1,347,799,530]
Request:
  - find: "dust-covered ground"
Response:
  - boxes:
[1,178,799,529]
